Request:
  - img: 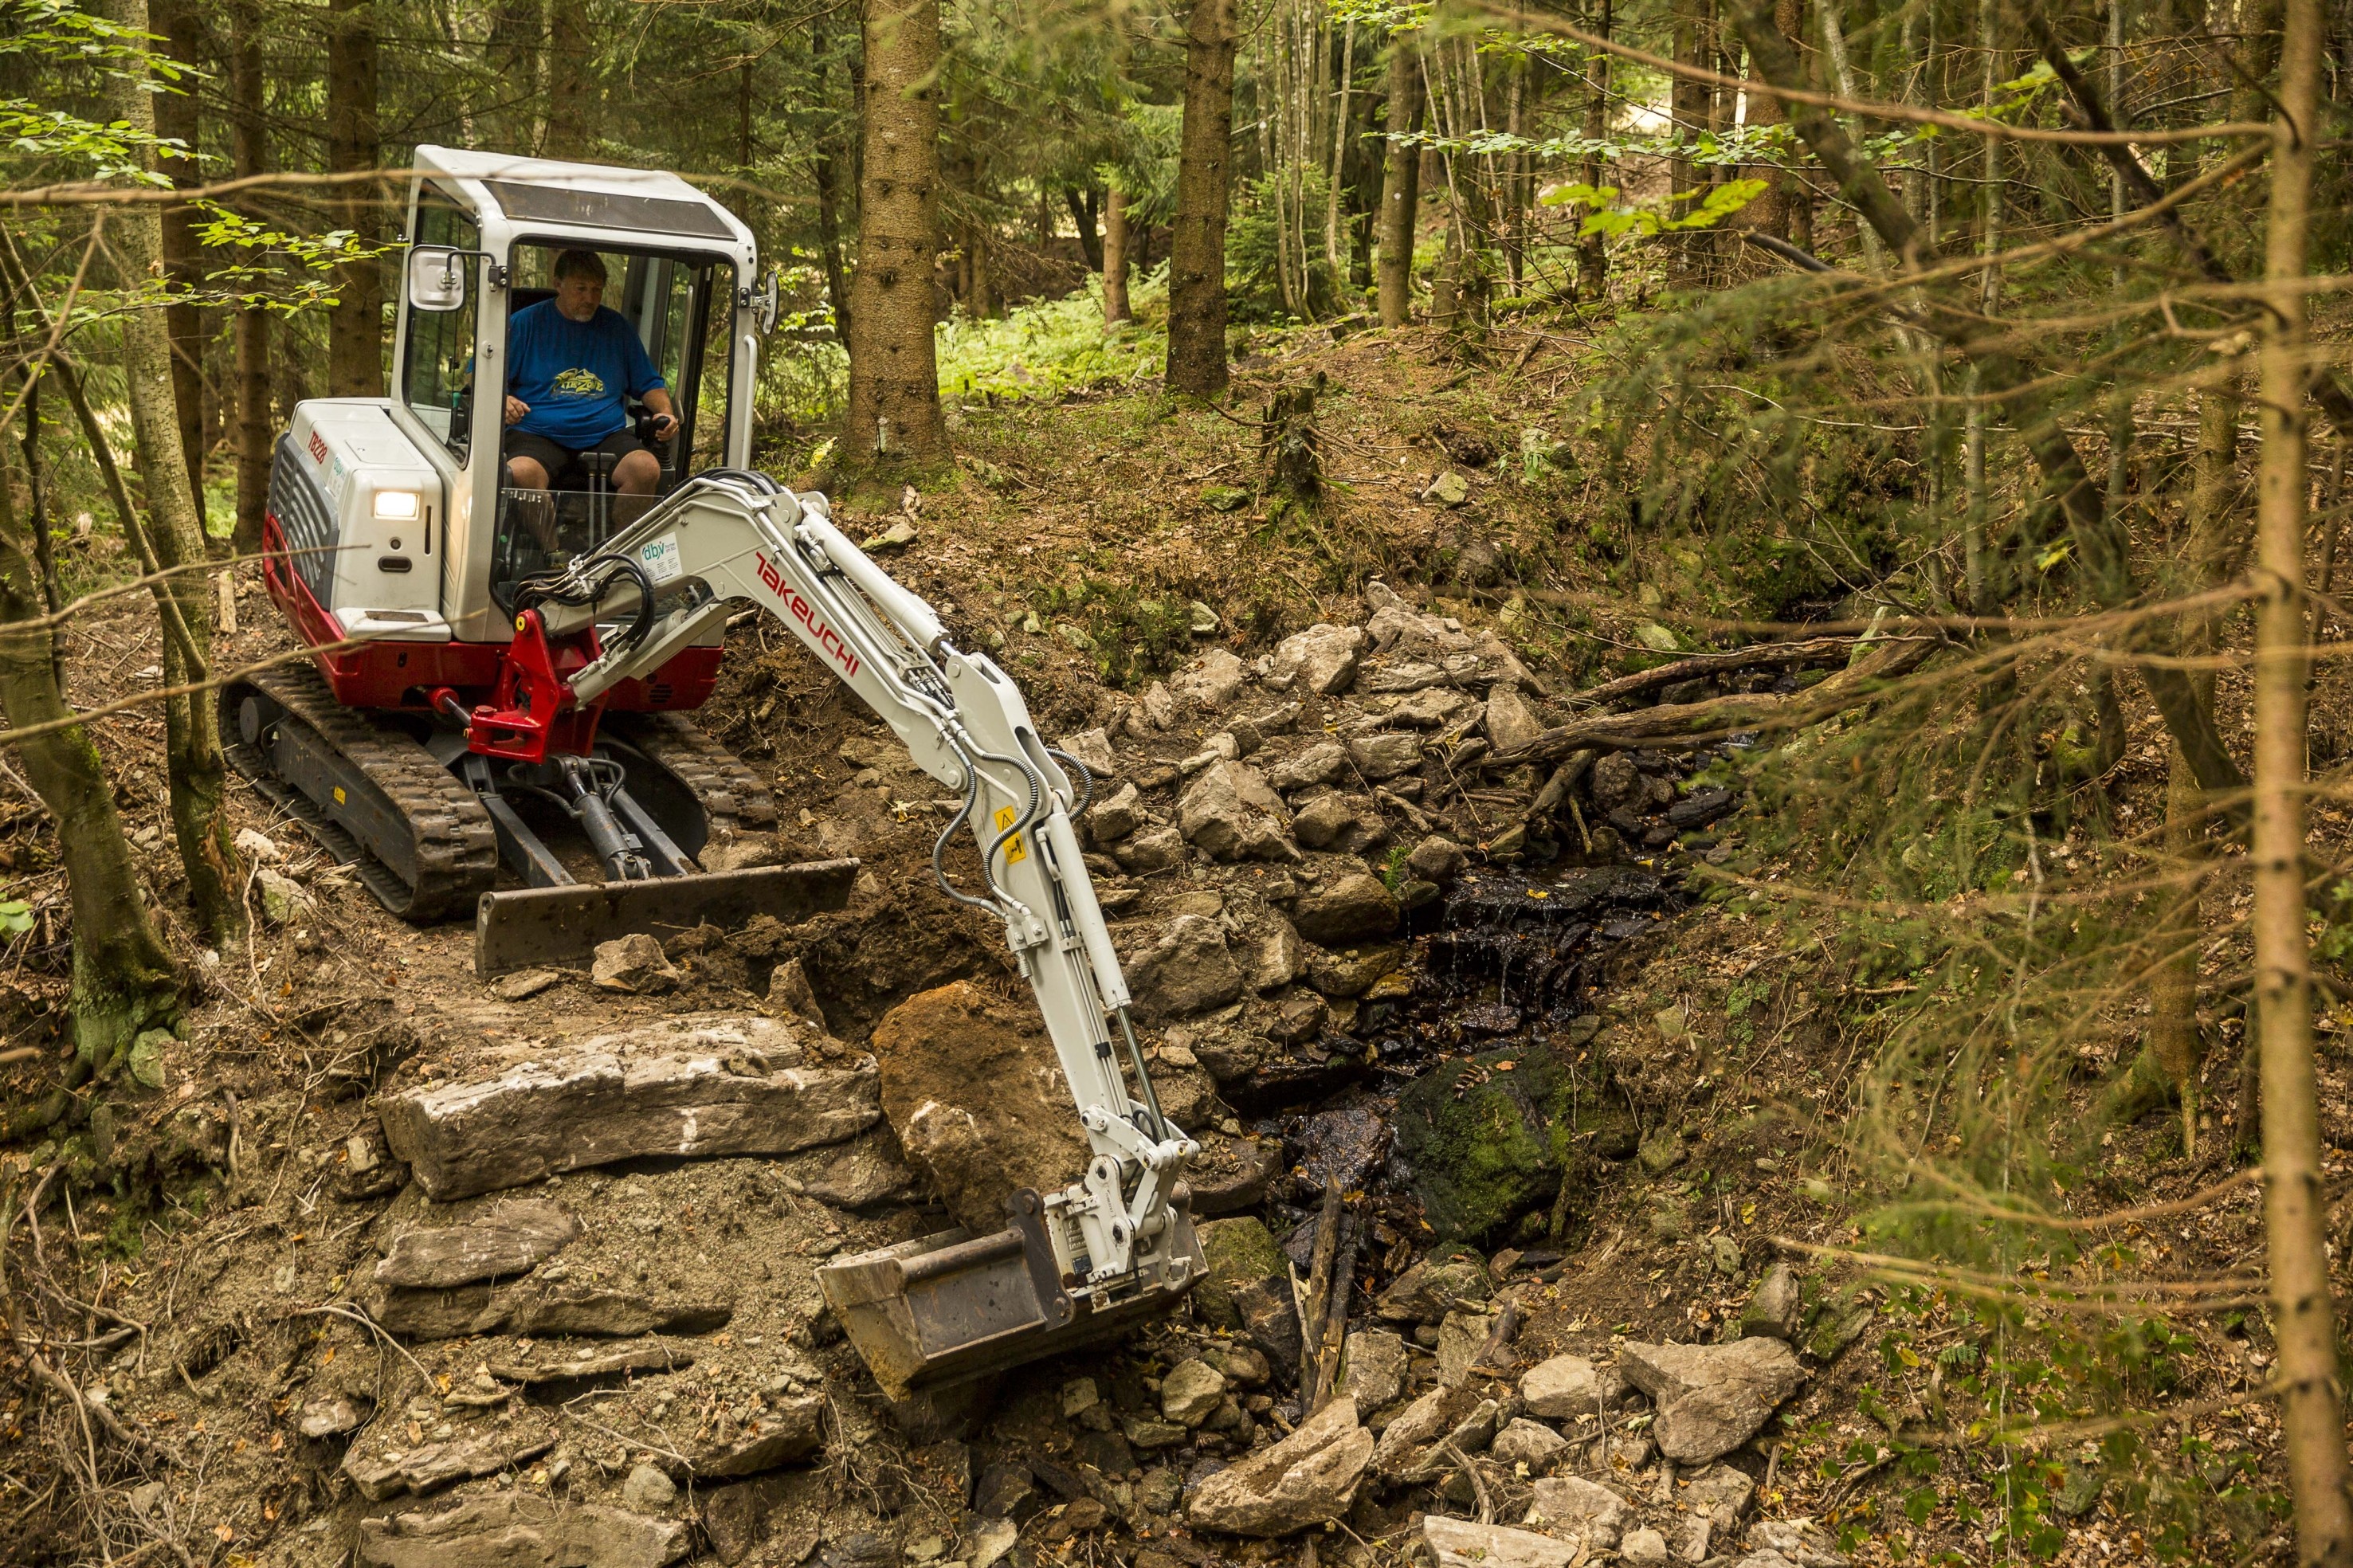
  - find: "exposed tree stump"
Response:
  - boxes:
[1260,371,1327,504]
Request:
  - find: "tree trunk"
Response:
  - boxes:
[2249,0,2353,1557]
[1102,186,1131,328]
[1167,0,1237,395]
[1576,0,1611,299]
[326,0,382,398]
[1744,0,1798,239]
[841,0,949,466]
[1669,0,1712,274]
[151,0,209,497]
[0,457,180,1082]
[1375,31,1421,327]
[544,1,594,158]
[231,8,269,554]
[483,0,544,153]
[1065,189,1104,271]
[102,0,244,944]
[813,139,853,347]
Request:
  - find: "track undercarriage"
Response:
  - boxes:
[222,667,853,974]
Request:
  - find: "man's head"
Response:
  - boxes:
[551,249,608,322]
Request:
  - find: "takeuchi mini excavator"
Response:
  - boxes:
[234,146,1202,1397]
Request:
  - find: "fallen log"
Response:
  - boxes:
[1494,635,1939,766]
[1567,635,1861,711]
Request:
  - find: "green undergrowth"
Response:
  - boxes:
[936,266,1173,404]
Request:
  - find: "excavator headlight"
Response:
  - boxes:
[371,488,422,522]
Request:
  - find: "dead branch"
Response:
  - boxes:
[1496,636,1940,765]
[1566,636,1861,710]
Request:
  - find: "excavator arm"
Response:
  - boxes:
[498,470,1204,1396]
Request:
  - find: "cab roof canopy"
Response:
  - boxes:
[412,144,755,259]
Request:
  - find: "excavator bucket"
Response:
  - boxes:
[818,1190,1208,1400]
[472,858,860,979]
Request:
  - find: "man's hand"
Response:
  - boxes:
[649,409,679,441]
[504,394,529,426]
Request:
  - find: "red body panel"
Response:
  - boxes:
[260,511,723,724]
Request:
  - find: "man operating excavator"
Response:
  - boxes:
[500,247,678,515]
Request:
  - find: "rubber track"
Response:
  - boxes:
[606,711,779,847]
[222,665,499,922]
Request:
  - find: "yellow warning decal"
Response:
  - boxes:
[332,786,347,805]
[993,805,1028,864]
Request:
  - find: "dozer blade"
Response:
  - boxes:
[818,1189,1206,1400]
[473,858,860,979]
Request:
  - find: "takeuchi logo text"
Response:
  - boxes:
[756,553,860,676]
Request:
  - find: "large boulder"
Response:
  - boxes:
[867,982,1092,1235]
[1185,1397,1373,1536]
[1347,732,1423,782]
[1293,794,1387,855]
[1124,915,1245,1020]
[1483,684,1543,752]
[1178,762,1295,862]
[1288,872,1398,946]
[1615,1337,1805,1462]
[1271,624,1367,696]
[1391,1045,1636,1244]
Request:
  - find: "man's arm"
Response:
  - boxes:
[640,386,677,441]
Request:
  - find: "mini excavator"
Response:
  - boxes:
[233,147,1202,1396]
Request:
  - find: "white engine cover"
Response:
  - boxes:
[273,400,450,641]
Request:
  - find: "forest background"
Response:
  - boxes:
[7,0,2353,1562]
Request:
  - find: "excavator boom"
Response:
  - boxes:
[485,470,1203,1396]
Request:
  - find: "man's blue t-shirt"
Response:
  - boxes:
[506,300,665,449]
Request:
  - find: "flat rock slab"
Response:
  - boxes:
[357,1492,688,1568]
[1617,1336,1804,1462]
[374,1199,579,1289]
[1527,1476,1631,1549]
[487,1338,698,1385]
[379,1024,880,1200]
[1186,1395,1372,1537]
[367,1279,733,1341]
[676,1393,826,1477]
[343,1421,556,1501]
[1424,1516,1582,1568]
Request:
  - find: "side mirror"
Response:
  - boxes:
[754,266,780,335]
[406,245,468,313]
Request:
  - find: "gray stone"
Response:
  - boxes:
[1520,1354,1627,1420]
[1375,1257,1493,1323]
[1059,727,1117,778]
[1372,1386,1495,1480]
[373,1200,578,1289]
[1589,753,1643,813]
[767,958,825,1028]
[1423,1518,1578,1568]
[1292,794,1387,855]
[257,866,313,925]
[591,932,680,994]
[1347,731,1423,782]
[1622,1527,1669,1567]
[1233,912,1304,991]
[1484,685,1543,753]
[490,967,563,1002]
[1526,1476,1630,1550]
[378,1028,879,1201]
[1114,825,1188,872]
[1435,1309,1495,1386]
[1638,1128,1688,1176]
[1173,649,1249,709]
[795,1129,920,1209]
[1617,1337,1806,1462]
[1266,989,1328,1044]
[366,1277,733,1342]
[296,1395,371,1438]
[1746,1518,1849,1566]
[1137,1466,1183,1515]
[488,1339,696,1386]
[1288,872,1399,946]
[1422,471,1471,508]
[1383,687,1474,730]
[1336,1328,1407,1412]
[1681,1461,1757,1531]
[1126,915,1245,1021]
[1367,604,1475,659]
[1124,1413,1189,1448]
[1087,782,1143,845]
[1272,623,1368,696]
[1178,761,1292,862]
[1741,1263,1804,1341]
[1304,944,1403,999]
[1359,660,1449,694]
[1266,742,1347,793]
[684,1394,827,1476]
[343,1423,557,1501]
[700,1477,794,1566]
[1407,836,1469,883]
[355,1494,689,1568]
[622,1463,678,1513]
[1162,1359,1227,1425]
[1490,1417,1569,1472]
[1184,1396,1372,1536]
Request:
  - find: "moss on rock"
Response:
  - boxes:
[1392,1045,1634,1244]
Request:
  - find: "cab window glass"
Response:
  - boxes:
[399,190,479,455]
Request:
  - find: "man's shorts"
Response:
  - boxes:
[501,426,651,486]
